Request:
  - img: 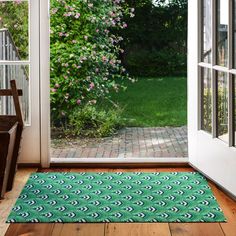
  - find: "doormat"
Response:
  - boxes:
[7,172,226,223]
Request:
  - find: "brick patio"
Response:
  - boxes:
[51,126,188,158]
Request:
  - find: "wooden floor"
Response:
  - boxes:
[3,167,236,236]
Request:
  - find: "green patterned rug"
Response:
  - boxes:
[7,172,226,223]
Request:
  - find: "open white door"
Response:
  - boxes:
[188,0,236,197]
[0,0,40,164]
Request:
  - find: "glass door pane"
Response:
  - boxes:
[217,71,228,142]
[202,0,212,63]
[202,68,212,133]
[217,0,228,67]
[0,0,30,124]
[0,0,29,60]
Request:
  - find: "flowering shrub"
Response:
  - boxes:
[0,1,28,59]
[50,0,134,125]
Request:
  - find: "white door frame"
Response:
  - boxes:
[40,0,50,168]
[39,0,189,167]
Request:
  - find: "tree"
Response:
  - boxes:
[118,0,187,76]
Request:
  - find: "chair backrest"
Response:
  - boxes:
[0,80,23,126]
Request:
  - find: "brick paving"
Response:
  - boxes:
[51,126,188,158]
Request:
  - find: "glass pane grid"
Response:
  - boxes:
[217,72,229,143]
[199,0,235,146]
[0,0,30,125]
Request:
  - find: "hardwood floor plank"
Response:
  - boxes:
[169,223,224,236]
[0,168,37,236]
[210,182,236,236]
[70,168,194,173]
[70,168,113,173]
[105,223,171,236]
[52,224,64,236]
[38,168,71,173]
[52,223,105,236]
[5,223,55,236]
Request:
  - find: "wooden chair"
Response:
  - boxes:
[0,80,24,198]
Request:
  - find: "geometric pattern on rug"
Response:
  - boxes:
[7,172,226,223]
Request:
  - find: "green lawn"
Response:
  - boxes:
[102,77,187,127]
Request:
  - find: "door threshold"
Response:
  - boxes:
[50,157,189,168]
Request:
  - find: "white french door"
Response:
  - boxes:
[0,0,40,164]
[188,0,236,196]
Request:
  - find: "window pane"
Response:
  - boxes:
[202,68,212,133]
[217,0,228,67]
[202,0,212,63]
[0,65,30,124]
[217,71,228,143]
[0,1,29,60]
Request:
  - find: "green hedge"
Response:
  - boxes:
[118,0,187,76]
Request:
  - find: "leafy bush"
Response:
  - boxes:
[50,0,134,124]
[124,48,186,76]
[67,105,124,138]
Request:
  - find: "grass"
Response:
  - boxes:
[101,77,187,127]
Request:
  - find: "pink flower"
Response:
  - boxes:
[123,23,128,28]
[72,40,77,44]
[63,12,72,17]
[59,32,64,37]
[51,8,58,14]
[89,82,95,89]
[55,83,60,88]
[77,99,81,105]
[51,88,57,93]
[14,0,22,4]
[102,56,107,62]
[75,13,80,19]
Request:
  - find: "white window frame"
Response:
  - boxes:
[198,0,235,147]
